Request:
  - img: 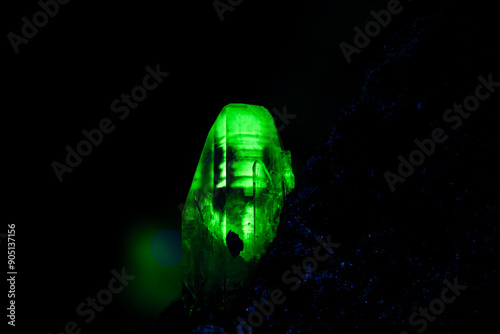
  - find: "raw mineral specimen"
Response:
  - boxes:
[182,103,294,312]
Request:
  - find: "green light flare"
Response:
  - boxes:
[121,221,181,320]
[182,103,294,311]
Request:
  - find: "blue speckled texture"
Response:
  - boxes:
[157,1,499,333]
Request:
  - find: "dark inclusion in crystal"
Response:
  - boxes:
[226,230,244,258]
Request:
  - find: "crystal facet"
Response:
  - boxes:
[181,103,294,311]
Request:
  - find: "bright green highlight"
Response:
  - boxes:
[182,103,294,310]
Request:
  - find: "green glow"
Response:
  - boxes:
[121,220,181,320]
[182,103,294,310]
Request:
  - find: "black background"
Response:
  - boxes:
[4,0,500,333]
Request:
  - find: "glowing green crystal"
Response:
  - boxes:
[182,103,294,311]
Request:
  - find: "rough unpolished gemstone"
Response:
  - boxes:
[181,103,294,312]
